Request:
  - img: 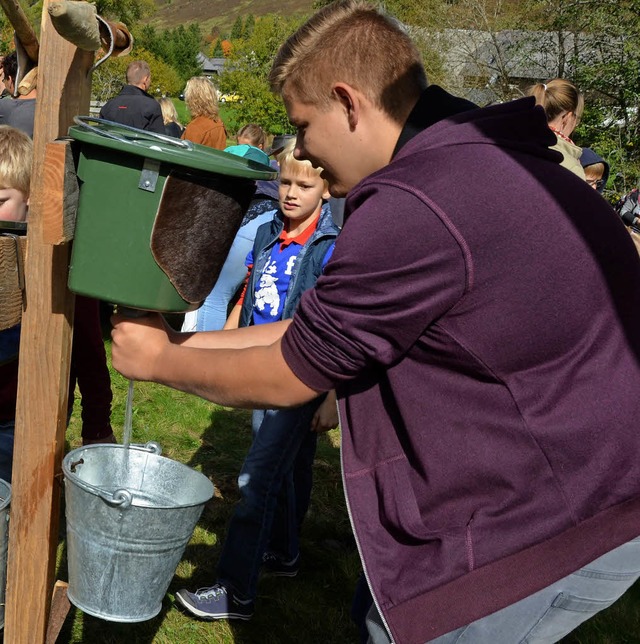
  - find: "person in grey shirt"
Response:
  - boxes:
[0,53,35,137]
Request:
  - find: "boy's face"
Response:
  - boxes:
[285,94,363,199]
[278,166,327,224]
[584,167,604,191]
[0,187,28,222]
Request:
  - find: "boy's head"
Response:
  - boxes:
[584,163,605,190]
[269,0,426,123]
[277,142,329,225]
[0,125,32,222]
[580,148,609,194]
[237,124,266,150]
[2,52,17,95]
[269,0,427,198]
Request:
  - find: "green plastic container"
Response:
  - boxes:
[67,117,277,312]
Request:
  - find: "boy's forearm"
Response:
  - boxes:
[155,337,319,408]
[175,319,291,349]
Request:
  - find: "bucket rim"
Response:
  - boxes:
[62,443,214,509]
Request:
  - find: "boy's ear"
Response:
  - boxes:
[332,83,360,129]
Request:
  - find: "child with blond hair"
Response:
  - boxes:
[175,142,340,621]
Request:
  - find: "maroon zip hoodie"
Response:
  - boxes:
[282,92,640,642]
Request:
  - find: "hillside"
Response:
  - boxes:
[149,0,315,33]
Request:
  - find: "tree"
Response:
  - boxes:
[93,0,154,25]
[243,14,256,39]
[133,23,203,83]
[92,47,183,102]
[218,14,304,135]
[230,16,244,40]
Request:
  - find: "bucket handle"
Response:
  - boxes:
[141,441,162,455]
[99,488,133,509]
[72,116,194,152]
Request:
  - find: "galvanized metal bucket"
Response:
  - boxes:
[62,442,214,622]
[0,479,11,629]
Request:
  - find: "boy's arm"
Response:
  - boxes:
[311,390,339,433]
[111,314,320,408]
[223,302,242,330]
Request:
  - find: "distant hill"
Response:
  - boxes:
[149,0,315,34]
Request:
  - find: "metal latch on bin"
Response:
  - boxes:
[139,158,161,192]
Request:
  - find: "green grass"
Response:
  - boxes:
[56,330,640,643]
[57,332,359,643]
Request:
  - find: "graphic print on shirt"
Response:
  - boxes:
[254,252,298,319]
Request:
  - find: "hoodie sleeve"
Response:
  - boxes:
[281,181,468,392]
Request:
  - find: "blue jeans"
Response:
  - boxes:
[365,536,640,643]
[196,211,275,331]
[216,398,323,600]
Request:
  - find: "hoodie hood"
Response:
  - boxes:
[580,147,610,193]
[397,96,559,167]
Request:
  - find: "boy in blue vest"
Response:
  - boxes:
[175,142,340,621]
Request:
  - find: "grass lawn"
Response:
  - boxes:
[58,332,360,643]
[55,330,640,643]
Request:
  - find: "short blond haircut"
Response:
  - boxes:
[158,97,181,126]
[277,141,328,192]
[184,76,220,120]
[527,78,584,124]
[0,125,33,196]
[237,123,266,149]
[269,0,427,124]
[126,60,151,86]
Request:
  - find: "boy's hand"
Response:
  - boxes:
[311,390,339,433]
[111,312,171,382]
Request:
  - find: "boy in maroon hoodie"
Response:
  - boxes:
[112,2,640,642]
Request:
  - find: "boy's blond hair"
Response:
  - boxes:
[584,162,605,180]
[277,140,327,189]
[269,0,427,125]
[184,76,220,121]
[0,125,33,196]
[527,78,584,124]
[237,123,266,149]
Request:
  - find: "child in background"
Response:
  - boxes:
[186,125,275,332]
[0,126,32,480]
[158,97,184,139]
[175,142,340,621]
[0,126,113,484]
[236,123,266,149]
[580,147,609,194]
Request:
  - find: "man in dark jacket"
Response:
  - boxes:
[111,2,640,643]
[99,60,164,133]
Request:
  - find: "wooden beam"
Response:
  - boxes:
[4,2,93,641]
[0,0,40,62]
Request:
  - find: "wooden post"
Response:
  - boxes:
[3,3,93,641]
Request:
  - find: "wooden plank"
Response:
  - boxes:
[42,140,79,245]
[45,581,71,644]
[4,2,93,641]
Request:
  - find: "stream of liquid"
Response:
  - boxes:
[123,379,134,450]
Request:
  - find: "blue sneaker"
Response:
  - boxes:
[262,551,300,577]
[175,583,254,620]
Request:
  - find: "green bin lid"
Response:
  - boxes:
[67,116,278,181]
